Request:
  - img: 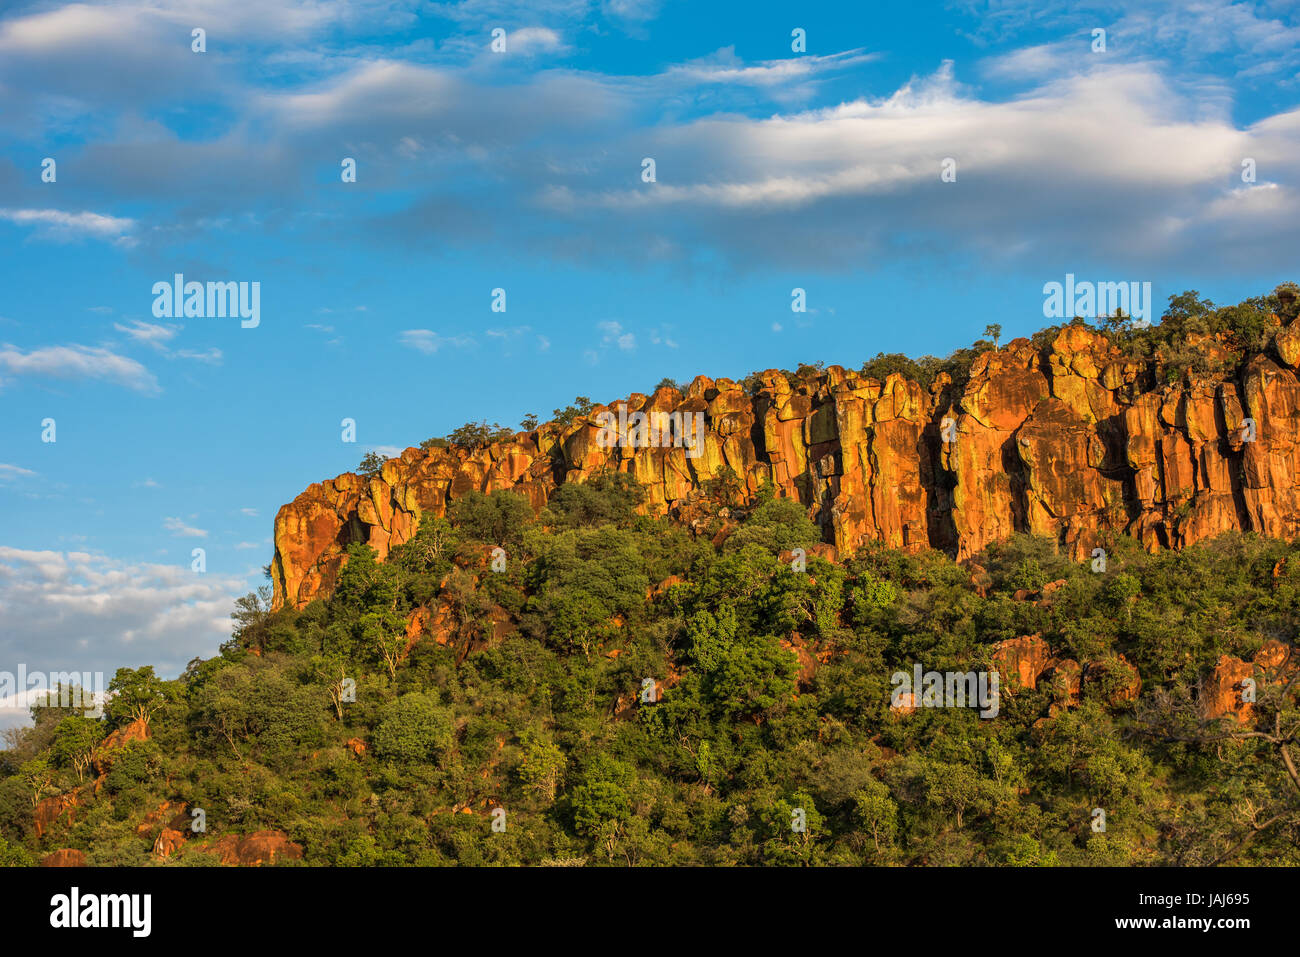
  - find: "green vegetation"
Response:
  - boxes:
[3,474,1298,866]
[1099,284,1299,381]
[357,451,388,478]
[419,421,516,454]
[551,396,596,427]
[852,285,1299,393]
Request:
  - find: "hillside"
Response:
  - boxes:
[3,288,1299,867]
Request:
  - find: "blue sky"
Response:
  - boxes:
[1,0,1297,723]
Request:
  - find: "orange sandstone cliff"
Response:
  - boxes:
[272,323,1300,610]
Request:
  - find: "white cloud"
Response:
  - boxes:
[539,60,1300,271]
[980,42,1074,81]
[173,347,223,364]
[0,207,136,243]
[0,3,1294,279]
[114,319,178,347]
[648,326,678,348]
[0,343,160,393]
[665,47,878,87]
[0,464,37,480]
[509,26,567,55]
[163,516,208,538]
[399,329,475,354]
[0,546,250,728]
[113,316,220,364]
[598,320,635,350]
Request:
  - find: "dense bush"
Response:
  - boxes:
[4,487,1300,865]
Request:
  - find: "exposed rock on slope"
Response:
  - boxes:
[274,323,1300,609]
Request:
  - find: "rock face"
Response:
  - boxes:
[134,800,191,859]
[34,792,80,839]
[91,717,150,775]
[990,636,1139,710]
[273,323,1300,609]
[1203,639,1297,723]
[40,848,86,867]
[202,830,304,866]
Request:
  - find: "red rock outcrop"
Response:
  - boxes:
[991,637,1139,708]
[91,718,150,775]
[151,828,185,859]
[992,635,1055,691]
[1203,639,1297,722]
[273,322,1300,609]
[40,848,86,867]
[201,830,304,866]
[134,799,187,838]
[34,791,80,838]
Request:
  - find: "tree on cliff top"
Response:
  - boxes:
[552,396,595,426]
[357,451,388,477]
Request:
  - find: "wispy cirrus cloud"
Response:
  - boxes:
[114,319,177,347]
[163,516,207,538]
[0,207,136,244]
[399,329,476,354]
[663,47,879,87]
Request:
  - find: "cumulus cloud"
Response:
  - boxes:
[0,2,1294,281]
[507,26,567,55]
[0,546,249,728]
[534,60,1300,272]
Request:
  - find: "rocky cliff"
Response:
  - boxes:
[272,321,1300,610]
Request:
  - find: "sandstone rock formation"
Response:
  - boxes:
[91,717,150,776]
[34,791,80,839]
[1203,639,1297,723]
[273,322,1300,609]
[991,636,1139,710]
[200,829,304,866]
[40,848,86,867]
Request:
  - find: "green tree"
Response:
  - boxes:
[357,451,388,477]
[105,667,173,731]
[373,692,454,764]
[50,715,102,781]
